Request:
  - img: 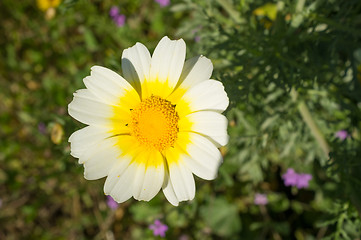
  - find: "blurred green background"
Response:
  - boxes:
[1,0,361,239]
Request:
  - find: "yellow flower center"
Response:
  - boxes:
[129,95,179,151]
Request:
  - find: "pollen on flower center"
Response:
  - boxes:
[128,95,179,151]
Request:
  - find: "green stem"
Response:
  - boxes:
[290,88,330,158]
[216,0,242,24]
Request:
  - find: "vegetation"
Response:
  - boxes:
[1,0,361,239]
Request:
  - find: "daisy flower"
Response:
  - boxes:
[68,36,229,206]
[37,0,61,19]
[37,0,61,11]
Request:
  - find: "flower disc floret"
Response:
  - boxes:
[129,95,179,151]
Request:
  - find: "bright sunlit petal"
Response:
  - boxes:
[81,137,121,180]
[68,125,112,159]
[121,42,151,94]
[181,132,223,180]
[162,170,180,206]
[83,66,136,105]
[145,36,186,98]
[179,111,229,147]
[132,150,165,201]
[175,80,229,116]
[68,89,114,127]
[177,55,213,89]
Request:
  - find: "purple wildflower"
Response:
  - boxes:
[106,196,118,210]
[194,36,201,42]
[254,193,268,205]
[109,6,126,27]
[149,219,168,237]
[114,14,126,27]
[109,6,119,17]
[155,0,170,7]
[296,173,312,189]
[282,168,312,189]
[282,168,298,187]
[335,130,349,141]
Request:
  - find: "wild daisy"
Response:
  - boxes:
[36,0,61,11]
[37,0,61,19]
[68,36,229,206]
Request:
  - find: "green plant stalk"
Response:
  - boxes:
[290,88,330,157]
[298,101,330,157]
[216,0,242,24]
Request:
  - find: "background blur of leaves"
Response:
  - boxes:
[1,0,361,239]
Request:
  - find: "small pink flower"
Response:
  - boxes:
[109,6,126,27]
[254,193,268,205]
[296,173,312,189]
[114,14,126,27]
[109,6,119,17]
[155,0,170,7]
[335,130,349,141]
[282,168,312,189]
[282,168,298,186]
[149,219,168,237]
[106,195,118,210]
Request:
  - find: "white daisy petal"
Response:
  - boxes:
[103,156,132,195]
[177,55,213,89]
[132,163,146,199]
[149,36,186,90]
[122,42,151,94]
[132,151,165,201]
[104,157,134,203]
[68,125,112,158]
[80,137,121,180]
[168,161,195,202]
[180,111,229,147]
[83,66,137,105]
[178,80,229,114]
[68,89,114,126]
[162,171,179,206]
[182,133,223,180]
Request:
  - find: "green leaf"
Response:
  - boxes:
[200,198,241,237]
[84,29,98,52]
